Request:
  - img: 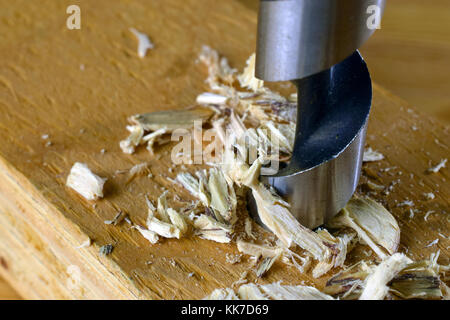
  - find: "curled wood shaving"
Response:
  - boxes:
[66,162,107,200]
[134,225,159,244]
[143,128,167,155]
[138,193,189,241]
[389,260,443,299]
[120,107,214,155]
[155,191,171,223]
[146,216,181,239]
[259,282,334,300]
[311,229,357,278]
[193,214,232,243]
[166,207,188,235]
[176,172,210,207]
[324,261,372,299]
[328,197,400,259]
[359,253,412,300]
[198,45,237,92]
[120,125,144,154]
[236,240,283,259]
[177,169,237,225]
[428,158,447,173]
[128,162,150,179]
[208,168,237,224]
[75,237,91,249]
[237,53,264,92]
[250,182,328,260]
[206,282,334,300]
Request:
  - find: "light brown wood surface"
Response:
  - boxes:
[360,0,450,124]
[0,0,448,299]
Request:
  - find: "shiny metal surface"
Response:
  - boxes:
[258,51,372,229]
[252,0,383,229]
[256,0,386,81]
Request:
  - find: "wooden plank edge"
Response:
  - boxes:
[0,156,156,299]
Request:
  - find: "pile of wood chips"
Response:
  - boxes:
[66,45,449,300]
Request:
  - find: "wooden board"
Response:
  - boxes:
[0,0,448,299]
[0,278,21,300]
[360,0,450,123]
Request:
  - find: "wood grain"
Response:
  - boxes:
[0,278,21,300]
[0,0,448,299]
[360,0,450,123]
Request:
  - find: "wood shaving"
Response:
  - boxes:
[144,193,186,239]
[143,128,167,155]
[120,107,214,155]
[127,162,150,181]
[397,200,414,207]
[66,162,107,200]
[244,217,256,240]
[236,240,283,259]
[120,125,144,154]
[196,92,228,105]
[146,216,181,239]
[256,254,280,278]
[237,283,269,300]
[198,45,237,92]
[207,168,237,223]
[259,282,334,300]
[237,53,264,92]
[324,261,372,299]
[424,192,435,200]
[104,211,124,226]
[166,207,188,235]
[203,288,239,300]
[363,147,384,162]
[131,107,213,132]
[328,197,400,259]
[206,282,334,300]
[359,253,412,300]
[425,239,439,248]
[424,210,434,221]
[134,225,159,244]
[129,28,154,58]
[193,214,232,243]
[428,158,447,173]
[365,180,385,191]
[389,260,443,299]
[75,237,91,249]
[250,182,328,260]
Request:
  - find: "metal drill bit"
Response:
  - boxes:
[251,0,386,229]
